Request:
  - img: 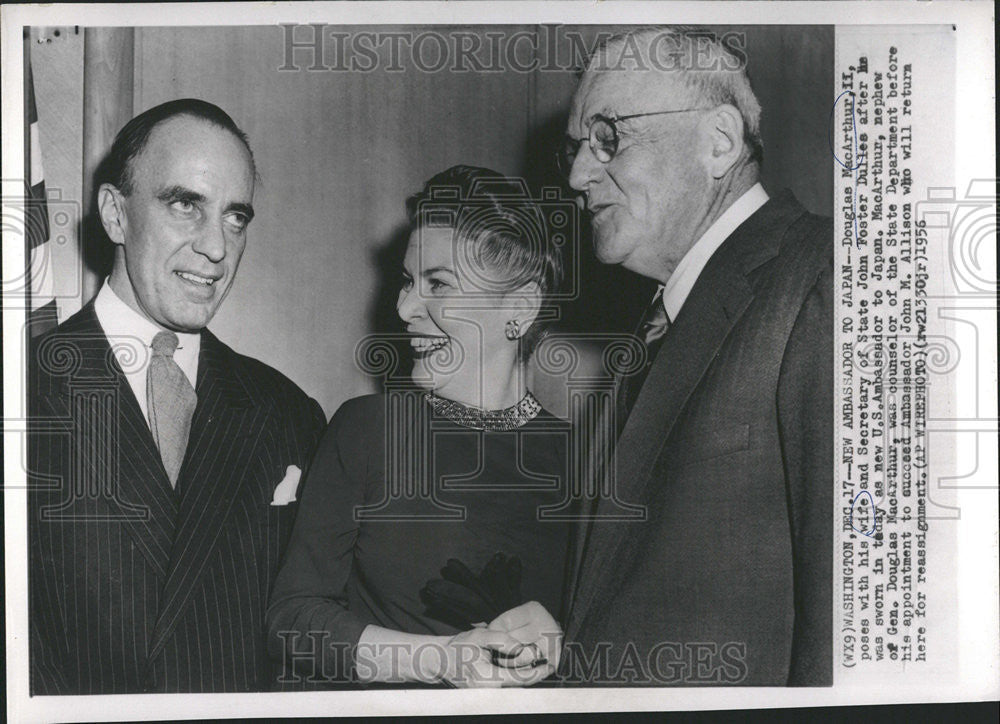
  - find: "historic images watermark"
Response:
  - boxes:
[274,631,749,686]
[278,25,749,74]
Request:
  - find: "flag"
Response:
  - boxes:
[26,60,59,337]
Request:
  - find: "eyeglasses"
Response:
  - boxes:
[557,108,706,177]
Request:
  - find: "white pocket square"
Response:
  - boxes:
[271,465,302,506]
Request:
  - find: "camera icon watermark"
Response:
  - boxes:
[1,182,81,306]
[915,180,998,498]
[916,179,997,298]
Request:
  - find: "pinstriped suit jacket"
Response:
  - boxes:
[28,303,326,694]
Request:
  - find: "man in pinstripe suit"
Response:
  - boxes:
[28,99,326,693]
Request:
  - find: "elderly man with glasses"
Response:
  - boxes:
[559,27,834,686]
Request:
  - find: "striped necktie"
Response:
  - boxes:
[618,289,671,425]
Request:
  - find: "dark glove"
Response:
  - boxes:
[420,553,523,629]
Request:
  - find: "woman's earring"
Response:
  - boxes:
[505,320,521,340]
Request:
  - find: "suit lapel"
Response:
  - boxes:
[111,371,180,577]
[563,386,616,613]
[147,332,269,659]
[45,305,178,578]
[567,270,754,640]
[567,193,804,639]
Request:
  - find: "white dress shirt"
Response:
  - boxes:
[93,279,200,426]
[658,183,769,322]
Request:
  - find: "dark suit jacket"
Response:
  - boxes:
[563,191,833,686]
[28,303,326,694]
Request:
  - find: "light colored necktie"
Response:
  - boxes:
[146,331,197,488]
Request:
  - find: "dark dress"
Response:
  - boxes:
[267,392,573,686]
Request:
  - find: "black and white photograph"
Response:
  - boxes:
[2,2,996,720]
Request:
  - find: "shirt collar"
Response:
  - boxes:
[660,183,769,322]
[93,279,201,387]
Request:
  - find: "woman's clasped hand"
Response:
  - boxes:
[442,602,562,688]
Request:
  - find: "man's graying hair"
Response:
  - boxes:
[588,26,764,165]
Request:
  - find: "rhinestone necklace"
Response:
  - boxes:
[423,391,542,431]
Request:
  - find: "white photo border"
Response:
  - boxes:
[3,2,996,720]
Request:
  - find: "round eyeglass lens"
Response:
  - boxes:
[590,118,618,163]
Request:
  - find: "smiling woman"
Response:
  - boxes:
[267,166,574,689]
[399,165,564,409]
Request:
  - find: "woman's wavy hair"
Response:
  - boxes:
[406,165,564,362]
